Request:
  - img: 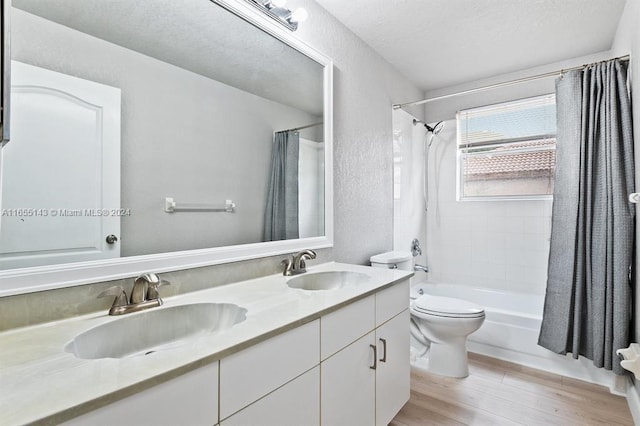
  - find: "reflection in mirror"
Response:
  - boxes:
[0,0,326,271]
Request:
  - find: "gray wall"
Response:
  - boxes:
[294,0,424,265]
[13,2,425,264]
[12,9,321,257]
[1,1,423,325]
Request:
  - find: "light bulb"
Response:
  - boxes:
[290,7,308,23]
[271,0,287,7]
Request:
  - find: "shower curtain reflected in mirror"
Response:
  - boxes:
[264,130,300,241]
[538,59,634,374]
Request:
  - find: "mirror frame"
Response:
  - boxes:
[0,0,333,297]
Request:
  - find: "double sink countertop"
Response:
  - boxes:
[0,262,412,425]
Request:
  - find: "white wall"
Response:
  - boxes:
[611,0,640,401]
[12,9,321,257]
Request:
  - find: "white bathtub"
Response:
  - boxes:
[411,280,624,393]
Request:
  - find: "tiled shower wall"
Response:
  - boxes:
[393,113,553,296]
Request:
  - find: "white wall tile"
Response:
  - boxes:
[506,233,549,251]
[394,118,552,295]
[505,201,546,217]
[506,264,548,294]
[502,216,525,234]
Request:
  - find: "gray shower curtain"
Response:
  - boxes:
[538,59,634,374]
[264,130,299,241]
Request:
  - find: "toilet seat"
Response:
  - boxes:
[412,295,485,318]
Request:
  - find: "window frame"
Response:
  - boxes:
[456,94,556,202]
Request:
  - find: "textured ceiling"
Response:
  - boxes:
[314,0,627,91]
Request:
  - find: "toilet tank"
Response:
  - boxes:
[370,251,413,271]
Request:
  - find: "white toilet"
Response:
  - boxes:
[410,293,485,377]
[370,251,485,378]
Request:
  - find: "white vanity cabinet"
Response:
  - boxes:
[321,279,410,426]
[219,319,320,423]
[61,362,219,426]
[59,279,409,426]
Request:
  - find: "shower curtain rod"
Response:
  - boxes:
[392,54,631,110]
[284,122,323,132]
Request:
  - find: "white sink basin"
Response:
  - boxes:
[287,271,370,291]
[65,303,247,359]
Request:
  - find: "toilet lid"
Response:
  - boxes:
[413,295,485,318]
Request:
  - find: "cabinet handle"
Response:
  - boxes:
[369,344,377,370]
[379,338,387,363]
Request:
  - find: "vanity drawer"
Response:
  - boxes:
[61,362,218,426]
[321,294,375,360]
[376,279,409,326]
[219,319,320,420]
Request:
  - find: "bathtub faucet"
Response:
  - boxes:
[414,264,429,273]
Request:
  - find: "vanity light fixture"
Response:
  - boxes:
[245,0,308,31]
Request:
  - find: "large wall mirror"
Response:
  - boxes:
[0,0,333,296]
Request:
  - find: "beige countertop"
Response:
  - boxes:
[0,262,412,426]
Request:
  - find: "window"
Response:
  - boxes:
[456,94,556,200]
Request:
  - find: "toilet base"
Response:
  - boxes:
[428,338,469,378]
[410,338,470,378]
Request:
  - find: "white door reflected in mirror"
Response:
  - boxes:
[0,61,121,270]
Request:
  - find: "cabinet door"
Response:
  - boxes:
[220,320,319,419]
[375,309,410,426]
[221,367,319,426]
[321,331,376,426]
[61,362,218,426]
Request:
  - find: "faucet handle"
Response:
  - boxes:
[303,249,317,259]
[131,273,162,304]
[138,273,161,285]
[98,285,128,308]
[296,249,316,273]
[147,278,170,302]
[299,256,314,270]
[281,258,293,276]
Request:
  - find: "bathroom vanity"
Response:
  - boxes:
[0,263,412,425]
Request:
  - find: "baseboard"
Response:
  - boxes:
[626,378,640,426]
[467,341,626,395]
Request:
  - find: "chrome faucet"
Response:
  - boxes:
[98,273,170,316]
[131,273,161,304]
[414,264,429,273]
[281,249,317,276]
